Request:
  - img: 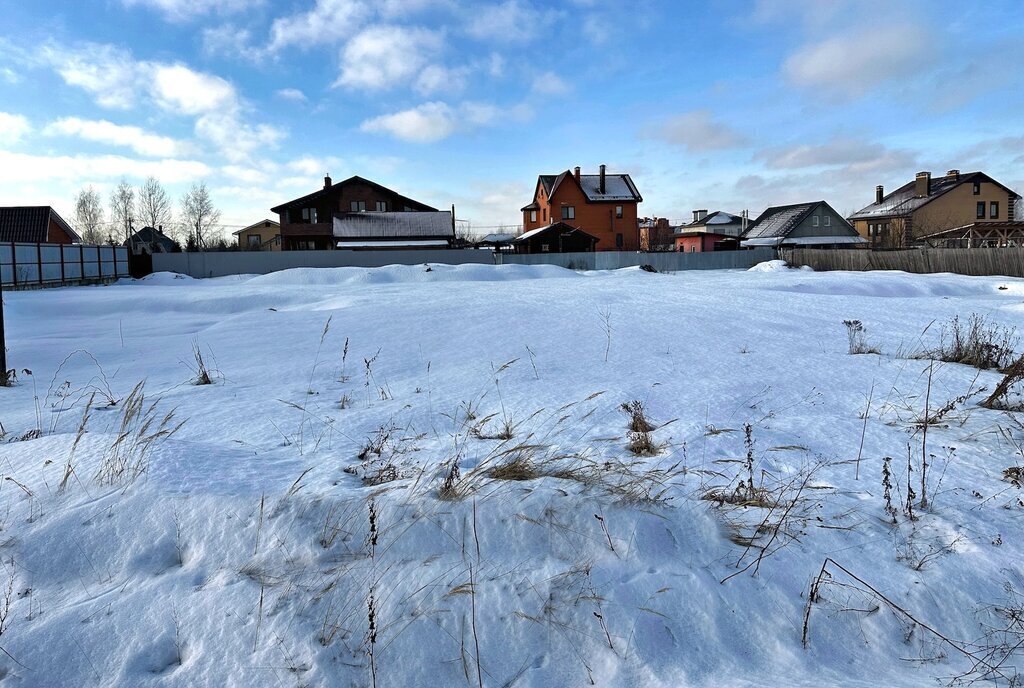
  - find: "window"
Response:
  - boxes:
[529,210,537,223]
[615,205,623,219]
[247,234,260,248]
[375,201,388,212]
[812,215,820,227]
[689,245,696,253]
[977,201,986,219]
[301,207,317,223]
[540,243,550,252]
[868,223,875,236]
[615,233,624,248]
[824,215,831,227]
[542,208,547,222]
[350,201,366,212]
[973,182,981,195]
[561,206,575,220]
[990,201,999,219]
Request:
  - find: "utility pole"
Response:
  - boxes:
[0,272,7,385]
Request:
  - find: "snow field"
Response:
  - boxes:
[0,263,1022,686]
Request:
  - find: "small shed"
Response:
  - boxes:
[512,222,598,254]
[125,226,177,255]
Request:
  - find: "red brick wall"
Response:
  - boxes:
[521,179,639,251]
[46,218,75,244]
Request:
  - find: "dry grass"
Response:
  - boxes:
[95,381,185,486]
[917,313,1017,371]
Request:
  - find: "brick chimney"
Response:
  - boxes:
[324,174,332,189]
[574,166,581,183]
[599,164,606,194]
[946,169,960,181]
[875,185,884,204]
[915,171,931,198]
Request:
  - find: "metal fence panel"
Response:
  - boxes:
[42,263,62,282]
[0,242,124,287]
[0,244,10,264]
[14,244,37,263]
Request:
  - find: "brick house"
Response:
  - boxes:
[672,210,744,252]
[270,175,443,250]
[848,170,1022,248]
[0,206,81,244]
[521,165,642,251]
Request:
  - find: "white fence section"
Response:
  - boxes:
[153,248,779,278]
[0,242,130,287]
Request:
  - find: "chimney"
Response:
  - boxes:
[599,164,606,194]
[915,171,931,198]
[946,169,960,181]
[875,185,884,204]
[692,210,700,223]
[574,166,581,183]
[324,174,332,189]
[697,209,708,221]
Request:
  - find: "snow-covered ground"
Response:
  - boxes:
[1,262,1023,687]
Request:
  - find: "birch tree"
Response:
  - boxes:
[73,186,105,244]
[109,179,135,244]
[179,182,221,251]
[137,176,173,232]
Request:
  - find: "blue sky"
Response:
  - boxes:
[0,0,1022,235]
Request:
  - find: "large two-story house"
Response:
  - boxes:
[848,170,1021,248]
[520,165,642,251]
[270,175,452,251]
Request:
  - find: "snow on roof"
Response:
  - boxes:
[515,226,549,242]
[743,204,815,239]
[480,233,516,243]
[333,211,453,239]
[574,174,642,202]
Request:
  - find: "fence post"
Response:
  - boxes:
[10,243,16,287]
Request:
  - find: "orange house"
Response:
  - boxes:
[520,165,642,251]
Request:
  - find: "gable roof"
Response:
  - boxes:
[683,211,743,228]
[513,222,599,244]
[535,170,643,204]
[0,206,81,243]
[232,218,281,236]
[270,176,438,214]
[333,211,453,240]
[743,202,820,239]
[849,171,1022,220]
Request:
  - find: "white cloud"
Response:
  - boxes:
[41,43,140,109]
[754,138,916,170]
[783,24,931,98]
[0,112,31,145]
[287,156,344,175]
[465,0,555,43]
[44,117,185,157]
[531,71,570,95]
[276,88,308,102]
[361,102,457,143]
[415,64,469,95]
[151,64,237,115]
[0,150,210,184]
[195,113,285,163]
[644,110,748,153]
[221,165,270,185]
[120,0,254,22]
[202,25,263,62]
[336,25,444,90]
[360,101,530,143]
[269,0,371,52]
[39,42,286,164]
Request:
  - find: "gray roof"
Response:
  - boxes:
[849,171,1021,220]
[0,206,81,243]
[333,211,453,240]
[683,211,742,227]
[539,170,643,203]
[743,203,818,239]
[479,233,516,243]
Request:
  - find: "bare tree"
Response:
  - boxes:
[180,182,221,251]
[137,176,173,232]
[109,179,135,245]
[74,186,105,244]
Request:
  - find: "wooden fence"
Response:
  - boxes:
[782,247,1024,278]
